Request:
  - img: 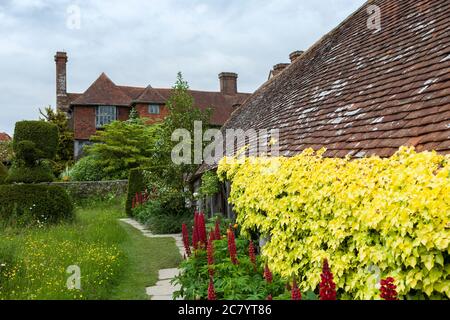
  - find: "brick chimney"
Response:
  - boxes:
[272,63,290,77]
[55,51,68,111]
[289,50,304,63]
[219,72,238,95]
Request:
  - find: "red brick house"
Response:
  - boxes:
[54,52,250,158]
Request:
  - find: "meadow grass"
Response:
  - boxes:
[0,196,181,300]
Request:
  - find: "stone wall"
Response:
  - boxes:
[43,180,128,200]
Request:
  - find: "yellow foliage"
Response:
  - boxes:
[218,147,450,299]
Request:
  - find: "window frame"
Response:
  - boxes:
[148,104,160,115]
[95,105,117,128]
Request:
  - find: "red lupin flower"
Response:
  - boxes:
[227,229,239,265]
[214,220,221,240]
[291,279,302,300]
[196,212,207,248]
[207,235,215,276]
[209,230,216,241]
[380,277,398,300]
[319,259,337,300]
[208,277,216,300]
[192,222,199,250]
[249,240,257,271]
[181,223,191,257]
[264,264,273,284]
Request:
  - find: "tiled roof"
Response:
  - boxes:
[134,85,166,104]
[204,0,450,170]
[0,132,11,142]
[155,88,250,125]
[71,73,133,106]
[70,78,250,126]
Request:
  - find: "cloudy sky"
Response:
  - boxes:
[0,0,365,135]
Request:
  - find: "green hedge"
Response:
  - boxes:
[125,168,146,216]
[13,121,58,160]
[0,184,74,225]
[0,162,7,184]
[6,162,54,184]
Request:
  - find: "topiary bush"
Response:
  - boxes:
[6,161,54,184]
[13,121,58,160]
[0,162,7,184]
[0,184,74,226]
[7,120,59,184]
[126,168,146,216]
[67,156,106,182]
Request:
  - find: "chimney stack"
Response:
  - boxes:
[289,50,304,63]
[55,51,68,111]
[272,63,290,77]
[219,72,238,95]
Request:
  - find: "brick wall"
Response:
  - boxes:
[118,106,130,121]
[73,106,96,140]
[135,103,168,124]
[73,106,131,140]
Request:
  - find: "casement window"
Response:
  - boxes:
[148,104,160,115]
[96,106,117,128]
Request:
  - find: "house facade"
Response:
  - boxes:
[195,0,450,217]
[54,52,251,158]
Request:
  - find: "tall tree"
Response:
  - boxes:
[39,106,74,176]
[157,72,212,190]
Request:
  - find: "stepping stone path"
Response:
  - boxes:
[119,218,184,300]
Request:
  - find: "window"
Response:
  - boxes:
[148,104,160,115]
[96,106,117,128]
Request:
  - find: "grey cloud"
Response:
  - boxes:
[0,0,364,135]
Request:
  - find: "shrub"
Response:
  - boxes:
[218,147,450,299]
[68,156,106,182]
[13,121,58,160]
[5,161,54,184]
[134,202,193,234]
[0,141,13,163]
[0,184,74,226]
[0,162,7,184]
[126,168,147,215]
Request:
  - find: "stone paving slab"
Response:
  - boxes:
[151,295,173,301]
[147,284,178,296]
[159,268,180,280]
[119,218,185,300]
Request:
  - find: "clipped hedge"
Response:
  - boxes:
[218,147,450,300]
[6,162,54,184]
[0,184,74,225]
[0,162,7,184]
[13,121,58,160]
[126,168,146,216]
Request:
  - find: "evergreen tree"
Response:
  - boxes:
[86,117,162,180]
[39,106,74,176]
